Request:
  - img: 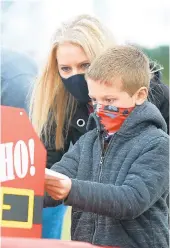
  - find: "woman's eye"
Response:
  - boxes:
[81,63,90,69]
[61,67,71,72]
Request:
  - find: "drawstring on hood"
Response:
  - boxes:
[86,112,101,133]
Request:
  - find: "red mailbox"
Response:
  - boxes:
[0,106,46,238]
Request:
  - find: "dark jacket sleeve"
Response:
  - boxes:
[46,143,70,169]
[149,75,169,134]
[64,136,169,220]
[43,136,82,207]
[42,127,72,207]
[41,119,72,169]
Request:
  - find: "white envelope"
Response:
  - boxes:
[45,168,67,180]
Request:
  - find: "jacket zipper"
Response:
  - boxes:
[92,132,106,244]
[92,132,116,244]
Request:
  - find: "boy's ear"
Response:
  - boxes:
[135,87,148,105]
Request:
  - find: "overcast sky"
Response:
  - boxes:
[93,0,170,47]
[1,0,169,61]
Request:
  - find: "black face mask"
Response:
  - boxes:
[61,74,90,103]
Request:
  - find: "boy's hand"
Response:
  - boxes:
[45,173,72,200]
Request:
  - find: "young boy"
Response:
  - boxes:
[44,46,169,248]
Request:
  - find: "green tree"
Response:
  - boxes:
[143,46,169,85]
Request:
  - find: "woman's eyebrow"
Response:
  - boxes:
[78,60,90,65]
[58,64,70,67]
[58,60,89,67]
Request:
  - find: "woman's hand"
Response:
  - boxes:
[45,173,72,200]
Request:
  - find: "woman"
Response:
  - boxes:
[29,14,115,239]
[29,14,169,239]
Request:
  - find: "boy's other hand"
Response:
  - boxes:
[45,173,72,200]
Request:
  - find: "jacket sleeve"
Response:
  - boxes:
[43,136,82,208]
[64,136,169,220]
[41,121,72,169]
[46,145,70,169]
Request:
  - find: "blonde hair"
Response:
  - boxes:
[29,14,115,149]
[86,45,151,95]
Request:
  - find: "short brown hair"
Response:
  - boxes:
[86,45,151,95]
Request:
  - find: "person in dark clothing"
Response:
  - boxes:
[149,66,169,134]
[29,15,169,239]
[44,46,169,248]
[1,48,37,112]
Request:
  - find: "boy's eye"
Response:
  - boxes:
[81,63,90,69]
[105,99,115,104]
[90,97,97,103]
[61,66,71,72]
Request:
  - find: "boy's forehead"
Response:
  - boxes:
[87,78,123,95]
[87,77,122,85]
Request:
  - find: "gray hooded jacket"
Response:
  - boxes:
[44,101,169,248]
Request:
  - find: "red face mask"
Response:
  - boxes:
[93,104,134,135]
